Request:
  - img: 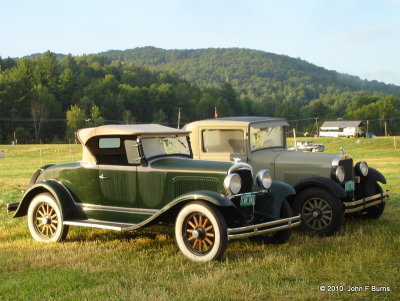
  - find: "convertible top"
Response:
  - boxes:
[77,124,190,146]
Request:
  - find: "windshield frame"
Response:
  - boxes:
[139,135,193,161]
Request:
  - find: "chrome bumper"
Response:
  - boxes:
[227,215,301,240]
[344,191,389,214]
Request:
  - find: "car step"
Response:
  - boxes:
[63,219,136,231]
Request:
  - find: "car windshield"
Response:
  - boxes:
[250,125,285,151]
[141,136,191,159]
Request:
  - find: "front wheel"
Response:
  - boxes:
[27,193,69,242]
[362,184,385,219]
[175,201,227,262]
[293,188,344,237]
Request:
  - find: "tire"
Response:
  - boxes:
[250,200,293,244]
[175,201,227,262]
[293,188,344,237]
[362,184,385,219]
[29,164,54,186]
[27,193,69,242]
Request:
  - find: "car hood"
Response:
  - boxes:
[150,157,231,174]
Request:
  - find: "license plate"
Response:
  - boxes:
[240,193,256,207]
[345,180,355,192]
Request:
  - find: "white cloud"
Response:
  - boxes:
[332,21,400,44]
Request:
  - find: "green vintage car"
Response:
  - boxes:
[185,117,389,237]
[7,124,300,262]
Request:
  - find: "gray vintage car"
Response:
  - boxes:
[7,124,300,262]
[185,117,389,236]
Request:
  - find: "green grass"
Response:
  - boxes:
[0,139,399,300]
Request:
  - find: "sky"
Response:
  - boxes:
[1,0,400,85]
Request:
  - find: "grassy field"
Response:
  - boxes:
[0,138,399,300]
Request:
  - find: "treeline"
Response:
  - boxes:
[0,52,254,143]
[1,50,400,144]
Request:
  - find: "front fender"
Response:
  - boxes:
[367,167,386,184]
[255,180,296,220]
[14,180,79,219]
[294,176,346,200]
[133,190,240,228]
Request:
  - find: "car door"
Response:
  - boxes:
[97,138,146,224]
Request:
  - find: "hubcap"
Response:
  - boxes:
[184,212,215,254]
[301,197,333,230]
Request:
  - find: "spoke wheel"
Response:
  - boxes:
[293,188,344,237]
[175,201,227,262]
[33,202,59,239]
[28,193,69,242]
[301,197,333,231]
[184,212,215,255]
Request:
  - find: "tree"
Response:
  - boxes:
[66,105,86,141]
[90,105,104,126]
[31,85,58,142]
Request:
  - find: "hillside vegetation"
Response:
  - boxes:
[1,48,400,143]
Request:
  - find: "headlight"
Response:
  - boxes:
[256,169,272,189]
[355,161,368,177]
[335,166,345,183]
[224,173,241,195]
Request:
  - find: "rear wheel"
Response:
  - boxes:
[175,201,227,262]
[293,188,344,236]
[250,200,293,244]
[27,193,69,242]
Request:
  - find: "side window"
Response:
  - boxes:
[99,138,121,149]
[125,140,141,165]
[202,130,244,153]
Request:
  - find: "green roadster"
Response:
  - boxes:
[7,124,300,262]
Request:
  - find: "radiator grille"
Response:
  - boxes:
[338,158,354,181]
[173,177,220,197]
[236,169,253,193]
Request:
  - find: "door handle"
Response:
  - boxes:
[99,174,109,180]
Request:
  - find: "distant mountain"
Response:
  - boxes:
[98,47,400,104]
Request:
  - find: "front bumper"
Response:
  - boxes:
[227,215,301,240]
[344,191,389,214]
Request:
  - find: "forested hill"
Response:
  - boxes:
[99,47,400,103]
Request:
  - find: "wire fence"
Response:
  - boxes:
[0,116,399,144]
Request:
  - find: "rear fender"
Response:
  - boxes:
[13,180,80,219]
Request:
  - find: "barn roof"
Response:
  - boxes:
[321,120,363,128]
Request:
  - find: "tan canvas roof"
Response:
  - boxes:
[185,116,289,129]
[77,124,190,145]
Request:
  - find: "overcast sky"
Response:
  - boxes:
[1,0,400,85]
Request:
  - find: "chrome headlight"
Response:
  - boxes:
[355,161,368,177]
[224,173,241,195]
[256,169,272,189]
[335,166,345,183]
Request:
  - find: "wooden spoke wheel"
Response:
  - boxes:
[293,188,344,237]
[175,201,227,262]
[301,197,333,231]
[27,193,69,242]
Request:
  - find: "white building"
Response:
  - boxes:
[319,121,364,138]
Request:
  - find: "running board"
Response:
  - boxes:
[63,219,136,231]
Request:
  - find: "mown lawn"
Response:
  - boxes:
[0,138,399,300]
